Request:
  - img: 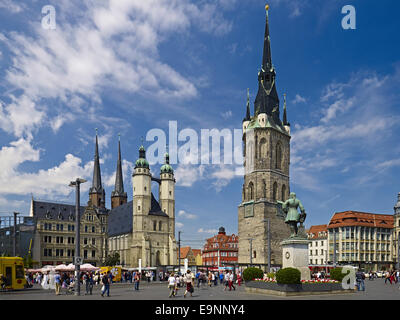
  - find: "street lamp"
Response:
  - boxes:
[69,178,87,296]
[13,212,20,256]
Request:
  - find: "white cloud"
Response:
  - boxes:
[198,228,218,234]
[0,138,93,197]
[292,94,306,104]
[178,209,197,219]
[221,110,233,119]
[0,0,25,13]
[176,222,184,228]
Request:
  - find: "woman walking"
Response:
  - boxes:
[184,270,194,298]
[168,273,176,298]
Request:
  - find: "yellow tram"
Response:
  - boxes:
[0,257,27,290]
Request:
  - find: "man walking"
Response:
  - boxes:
[355,269,365,291]
[134,271,140,291]
[101,271,111,297]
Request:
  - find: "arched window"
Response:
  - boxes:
[255,135,258,159]
[282,184,286,201]
[153,221,157,231]
[273,182,278,201]
[253,250,257,259]
[263,180,267,199]
[276,142,282,170]
[259,138,267,159]
[159,221,162,231]
[248,182,254,201]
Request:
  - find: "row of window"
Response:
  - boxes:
[203,251,238,258]
[246,181,286,202]
[43,248,96,258]
[43,223,104,233]
[246,139,284,171]
[309,259,326,265]
[310,249,324,256]
[310,241,325,247]
[43,236,96,245]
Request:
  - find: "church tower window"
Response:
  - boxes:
[248,182,254,201]
[273,182,278,201]
[276,142,282,170]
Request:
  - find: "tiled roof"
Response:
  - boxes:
[192,249,201,257]
[180,246,191,259]
[32,200,86,221]
[108,201,133,237]
[307,224,328,239]
[327,211,394,229]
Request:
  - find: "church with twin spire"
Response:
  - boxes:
[30,133,177,268]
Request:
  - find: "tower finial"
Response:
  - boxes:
[265,4,269,11]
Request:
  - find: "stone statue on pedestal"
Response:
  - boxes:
[277,192,307,238]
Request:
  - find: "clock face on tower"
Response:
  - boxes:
[285,251,290,259]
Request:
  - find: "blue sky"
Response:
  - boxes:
[0,0,399,249]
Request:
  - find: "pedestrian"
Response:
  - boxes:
[228,270,236,291]
[219,272,224,285]
[184,270,194,298]
[196,271,200,288]
[237,272,242,286]
[168,273,176,298]
[54,271,61,295]
[86,273,94,295]
[134,271,140,291]
[208,272,212,287]
[385,271,391,284]
[101,271,111,297]
[223,271,229,291]
[355,269,365,291]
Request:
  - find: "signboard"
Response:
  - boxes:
[74,256,83,265]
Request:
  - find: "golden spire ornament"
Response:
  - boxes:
[265,4,269,11]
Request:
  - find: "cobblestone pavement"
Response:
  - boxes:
[1,278,400,300]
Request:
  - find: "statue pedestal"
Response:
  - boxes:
[281,238,311,280]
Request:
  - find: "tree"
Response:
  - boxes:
[103,252,120,266]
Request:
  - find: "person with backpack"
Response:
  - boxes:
[101,271,111,297]
[355,270,365,291]
[85,272,94,295]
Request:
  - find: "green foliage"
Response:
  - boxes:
[103,252,120,266]
[242,267,264,281]
[266,272,275,279]
[23,254,33,268]
[330,267,350,282]
[276,268,301,284]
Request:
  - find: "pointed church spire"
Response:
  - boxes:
[92,128,102,191]
[254,4,281,124]
[114,134,124,194]
[283,93,289,126]
[262,4,272,71]
[89,129,105,208]
[111,134,127,209]
[243,88,251,122]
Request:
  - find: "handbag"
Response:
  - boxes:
[101,285,105,291]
